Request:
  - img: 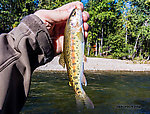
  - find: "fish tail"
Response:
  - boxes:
[84,94,94,109]
[75,93,94,110]
[75,94,84,111]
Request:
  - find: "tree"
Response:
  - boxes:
[86,0,122,57]
[0,0,36,33]
[0,0,76,33]
[86,0,150,60]
[1,0,149,60]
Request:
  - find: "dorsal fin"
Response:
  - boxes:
[81,74,87,86]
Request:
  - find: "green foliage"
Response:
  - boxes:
[85,0,150,60]
[0,0,75,33]
[1,0,149,60]
[0,0,36,33]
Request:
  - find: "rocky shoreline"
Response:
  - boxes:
[36,56,150,72]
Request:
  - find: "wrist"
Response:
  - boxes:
[34,10,54,32]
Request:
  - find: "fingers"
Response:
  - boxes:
[34,2,89,25]
[83,11,89,39]
[55,1,84,11]
[84,31,88,38]
[50,1,84,23]
[83,22,89,31]
[83,11,89,22]
[54,4,89,23]
[83,22,89,39]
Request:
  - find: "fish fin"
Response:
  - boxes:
[75,94,84,111]
[81,74,87,86]
[84,94,94,109]
[59,52,65,68]
[84,55,87,62]
[75,93,94,110]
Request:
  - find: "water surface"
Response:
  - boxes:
[21,71,150,114]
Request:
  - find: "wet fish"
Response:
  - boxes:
[59,6,94,109]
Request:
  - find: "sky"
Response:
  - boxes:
[81,0,131,9]
[81,0,89,7]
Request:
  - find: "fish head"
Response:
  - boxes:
[68,7,83,28]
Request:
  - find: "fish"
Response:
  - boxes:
[59,6,94,109]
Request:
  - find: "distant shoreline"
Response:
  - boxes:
[36,56,150,72]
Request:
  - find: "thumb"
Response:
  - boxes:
[34,2,83,23]
[50,6,76,22]
[52,1,83,22]
[34,7,74,24]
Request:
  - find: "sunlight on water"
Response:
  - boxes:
[21,71,150,114]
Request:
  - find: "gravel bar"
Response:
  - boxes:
[36,56,150,71]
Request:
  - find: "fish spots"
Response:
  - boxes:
[73,69,76,73]
[72,59,75,63]
[66,52,70,56]
[72,63,76,65]
[73,65,76,70]
[75,82,78,85]
[66,46,70,49]
[76,87,79,90]
[72,37,76,39]
[73,76,78,79]
[66,39,69,42]
[76,52,79,56]
[71,44,75,67]
[72,50,75,52]
[71,55,75,59]
[72,52,75,57]
[69,79,73,83]
[71,45,75,50]
[78,91,81,94]
[79,27,82,32]
[71,38,76,75]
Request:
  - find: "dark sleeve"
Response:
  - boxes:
[0,14,55,114]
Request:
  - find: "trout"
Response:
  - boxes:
[59,6,94,109]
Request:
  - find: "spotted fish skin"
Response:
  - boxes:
[59,6,94,109]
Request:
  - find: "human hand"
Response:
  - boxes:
[34,1,89,55]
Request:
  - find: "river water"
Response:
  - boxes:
[21,71,150,114]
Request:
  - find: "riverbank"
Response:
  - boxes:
[36,56,150,71]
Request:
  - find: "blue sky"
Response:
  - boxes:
[81,0,131,9]
[81,0,89,7]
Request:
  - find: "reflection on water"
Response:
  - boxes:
[21,71,150,114]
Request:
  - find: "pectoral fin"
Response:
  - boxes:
[59,52,65,68]
[81,74,87,86]
[84,55,87,62]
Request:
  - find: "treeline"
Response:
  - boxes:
[86,0,150,60]
[0,0,75,33]
[0,0,149,60]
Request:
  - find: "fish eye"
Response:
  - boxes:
[71,22,75,26]
[72,11,76,16]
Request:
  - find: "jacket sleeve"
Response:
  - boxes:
[0,14,55,114]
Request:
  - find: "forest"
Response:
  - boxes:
[0,0,149,60]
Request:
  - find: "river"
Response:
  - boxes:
[21,71,150,114]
